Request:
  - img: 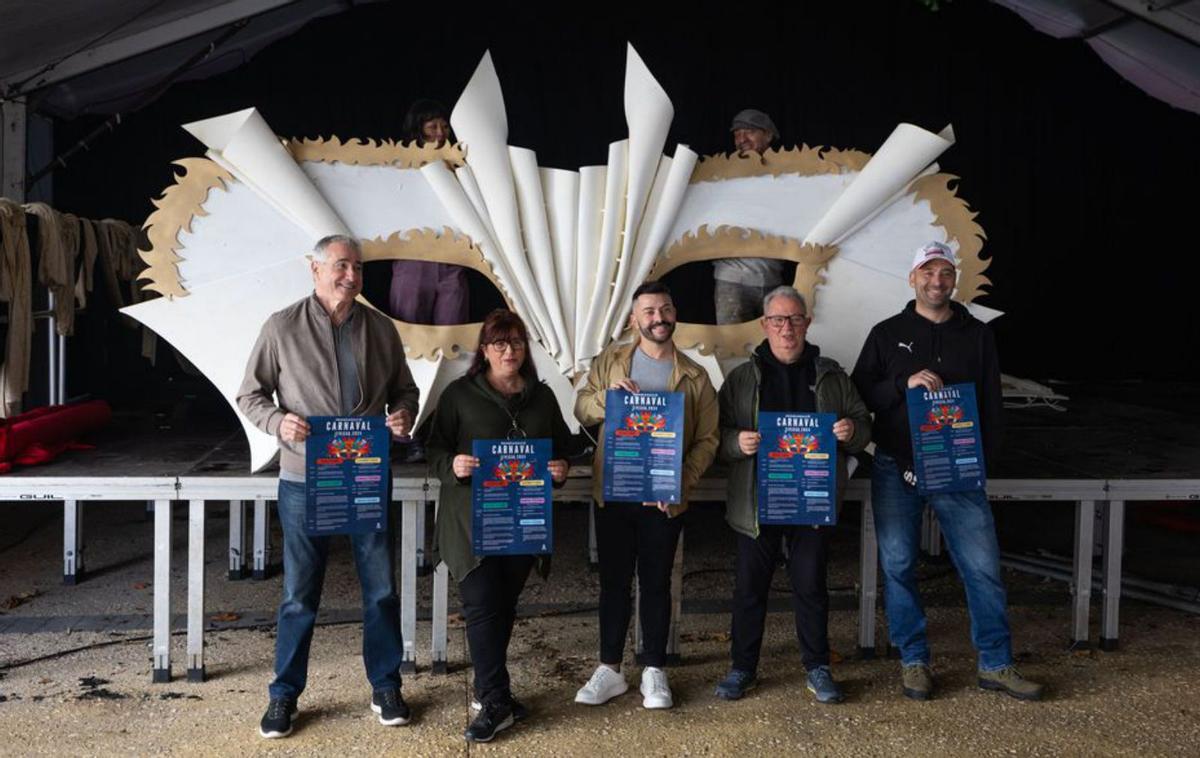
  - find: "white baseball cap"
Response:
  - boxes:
[910,241,958,273]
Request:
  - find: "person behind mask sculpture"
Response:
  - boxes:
[388,99,469,327]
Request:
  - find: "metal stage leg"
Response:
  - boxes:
[399,500,418,673]
[63,499,84,584]
[47,292,58,405]
[415,501,431,576]
[666,531,684,661]
[1100,500,1125,651]
[432,561,449,674]
[153,499,173,682]
[187,500,206,682]
[228,501,248,580]
[57,332,67,403]
[1070,500,1096,649]
[635,529,685,665]
[252,498,270,580]
[858,496,879,658]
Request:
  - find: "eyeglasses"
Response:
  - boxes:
[763,315,808,329]
[488,338,527,352]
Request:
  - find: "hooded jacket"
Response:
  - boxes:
[851,300,1002,470]
[426,372,575,581]
[718,341,872,538]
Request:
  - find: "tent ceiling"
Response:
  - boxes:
[2,1,1197,118]
[0,0,370,118]
[0,1,296,92]
[992,0,1200,115]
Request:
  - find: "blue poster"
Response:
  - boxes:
[304,416,390,535]
[756,412,838,526]
[471,438,554,556]
[601,390,685,504]
[905,382,987,495]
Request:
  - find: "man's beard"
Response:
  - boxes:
[639,320,675,344]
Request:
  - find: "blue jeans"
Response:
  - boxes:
[871,451,1012,671]
[269,480,404,699]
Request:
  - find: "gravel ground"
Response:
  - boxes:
[2,500,1199,756]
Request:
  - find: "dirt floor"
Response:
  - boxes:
[1,500,1199,756]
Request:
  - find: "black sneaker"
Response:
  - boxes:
[471,694,529,722]
[464,699,514,743]
[371,687,411,726]
[259,696,297,738]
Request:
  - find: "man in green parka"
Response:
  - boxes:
[713,286,871,704]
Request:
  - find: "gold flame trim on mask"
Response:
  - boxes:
[908,174,991,303]
[647,225,838,358]
[653,170,988,357]
[286,137,466,168]
[138,158,233,299]
[690,144,872,183]
[359,229,510,360]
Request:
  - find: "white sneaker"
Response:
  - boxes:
[574,665,629,705]
[640,666,674,709]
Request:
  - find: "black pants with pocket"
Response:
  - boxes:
[730,525,830,672]
[595,500,686,668]
[458,554,535,704]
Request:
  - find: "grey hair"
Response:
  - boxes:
[762,285,807,315]
[311,234,361,261]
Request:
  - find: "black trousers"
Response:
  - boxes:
[730,525,830,672]
[458,554,535,704]
[595,500,685,668]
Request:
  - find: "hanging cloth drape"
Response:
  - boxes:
[0,199,34,416]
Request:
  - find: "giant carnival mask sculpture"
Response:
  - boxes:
[123,46,997,471]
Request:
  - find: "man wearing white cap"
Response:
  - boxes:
[850,241,1043,703]
[714,109,786,325]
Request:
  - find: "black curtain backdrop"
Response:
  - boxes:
[52,0,1200,382]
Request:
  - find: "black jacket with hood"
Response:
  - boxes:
[851,300,1002,472]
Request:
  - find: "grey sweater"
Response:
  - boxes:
[237,294,419,475]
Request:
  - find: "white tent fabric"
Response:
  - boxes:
[992,0,1200,116]
[5,1,1197,118]
[0,1,377,117]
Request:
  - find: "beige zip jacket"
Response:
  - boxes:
[237,294,419,475]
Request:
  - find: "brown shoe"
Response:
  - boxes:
[978,666,1044,701]
[901,663,933,701]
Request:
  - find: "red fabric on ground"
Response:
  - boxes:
[0,401,111,472]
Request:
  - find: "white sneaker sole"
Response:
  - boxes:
[258,706,298,738]
[371,702,411,726]
[574,681,629,705]
[641,694,673,709]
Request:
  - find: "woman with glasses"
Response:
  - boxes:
[427,309,574,743]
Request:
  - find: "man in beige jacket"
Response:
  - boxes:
[238,235,419,739]
[573,280,719,710]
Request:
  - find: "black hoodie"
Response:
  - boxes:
[851,300,1002,471]
[755,339,818,413]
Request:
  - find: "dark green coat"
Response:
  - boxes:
[718,351,872,539]
[427,372,574,581]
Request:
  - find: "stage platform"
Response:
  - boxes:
[1,381,1197,681]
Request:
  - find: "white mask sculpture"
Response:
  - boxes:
[123,45,998,472]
